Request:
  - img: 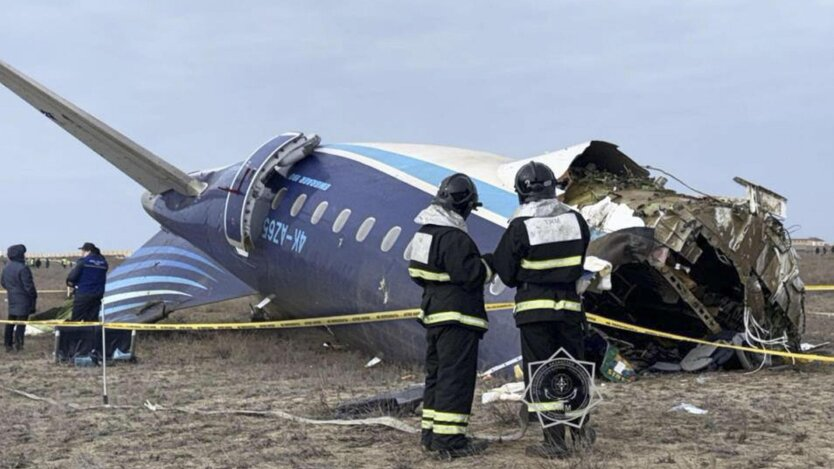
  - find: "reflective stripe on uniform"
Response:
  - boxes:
[433,411,469,424]
[408,268,451,282]
[520,256,583,270]
[433,424,468,435]
[422,408,435,429]
[528,401,565,412]
[419,311,489,330]
[514,299,582,314]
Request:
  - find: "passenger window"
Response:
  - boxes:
[356,217,376,242]
[271,188,288,210]
[290,194,307,217]
[311,201,328,225]
[333,209,352,233]
[381,227,402,252]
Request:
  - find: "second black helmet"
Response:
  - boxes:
[514,161,557,203]
[433,173,482,219]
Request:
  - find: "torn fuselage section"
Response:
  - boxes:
[561,150,804,369]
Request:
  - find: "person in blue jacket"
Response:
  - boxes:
[66,242,109,321]
[2,244,37,352]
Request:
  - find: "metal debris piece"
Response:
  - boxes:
[335,385,424,418]
[561,151,805,369]
[670,403,708,415]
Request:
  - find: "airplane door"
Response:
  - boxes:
[224,132,320,255]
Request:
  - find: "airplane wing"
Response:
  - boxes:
[103,230,256,322]
[0,59,205,196]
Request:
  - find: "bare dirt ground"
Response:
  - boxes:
[1,253,833,468]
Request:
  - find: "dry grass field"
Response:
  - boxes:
[1,252,833,468]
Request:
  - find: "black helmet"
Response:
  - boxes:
[514,161,557,203]
[432,173,482,219]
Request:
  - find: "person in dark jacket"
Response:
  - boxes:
[61,242,109,359]
[2,244,37,351]
[66,242,109,321]
[492,162,594,458]
[407,173,493,459]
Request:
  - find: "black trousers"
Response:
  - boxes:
[421,325,480,450]
[63,294,103,357]
[4,314,27,349]
[72,293,103,321]
[520,313,588,443]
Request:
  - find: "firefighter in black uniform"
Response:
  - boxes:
[492,161,595,458]
[407,173,492,459]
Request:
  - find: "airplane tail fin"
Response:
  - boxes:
[103,230,256,323]
[0,59,206,196]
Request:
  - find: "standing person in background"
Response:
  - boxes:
[66,242,109,321]
[2,244,37,352]
[63,242,109,359]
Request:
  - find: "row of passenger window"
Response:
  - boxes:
[271,188,404,253]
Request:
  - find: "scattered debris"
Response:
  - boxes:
[650,362,682,373]
[680,344,717,372]
[600,343,637,382]
[669,403,708,415]
[335,385,423,418]
[364,357,382,368]
[801,342,830,352]
[481,382,525,404]
[478,355,522,380]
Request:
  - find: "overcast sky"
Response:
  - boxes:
[1,1,832,252]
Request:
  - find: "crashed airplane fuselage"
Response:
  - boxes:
[561,146,804,367]
[0,60,804,373]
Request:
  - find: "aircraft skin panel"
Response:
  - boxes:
[352,142,512,188]
[320,144,515,227]
[102,230,256,323]
[497,140,649,189]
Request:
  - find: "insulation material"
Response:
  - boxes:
[580,197,645,233]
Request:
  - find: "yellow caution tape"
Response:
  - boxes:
[0,290,67,294]
[3,285,833,296]
[2,301,833,363]
[585,312,834,363]
[0,303,515,331]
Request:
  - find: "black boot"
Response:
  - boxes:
[420,430,434,452]
[526,426,570,459]
[14,325,25,351]
[570,425,596,450]
[434,438,489,459]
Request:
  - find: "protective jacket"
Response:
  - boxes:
[493,199,590,326]
[67,253,109,296]
[407,205,491,332]
[1,245,37,317]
